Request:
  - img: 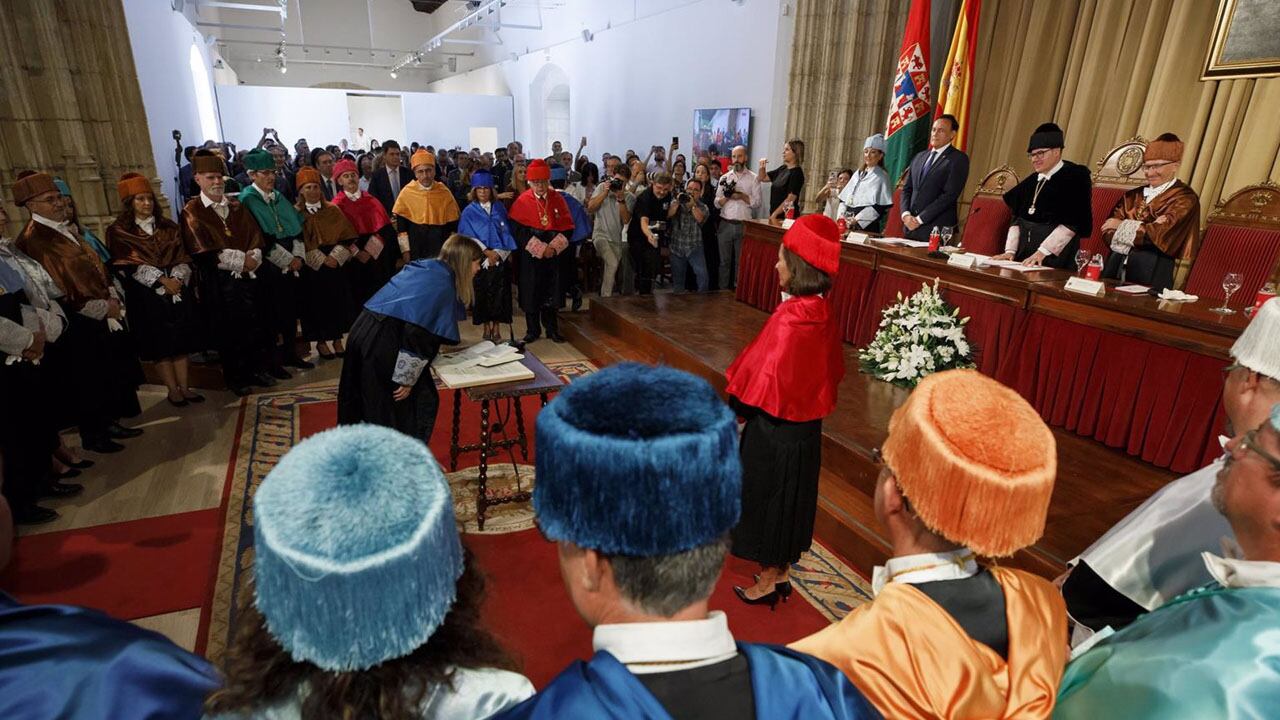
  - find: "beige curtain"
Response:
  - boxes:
[786,0,909,211]
[787,0,1280,217]
[0,0,162,239]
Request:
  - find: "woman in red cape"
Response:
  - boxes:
[725,214,845,609]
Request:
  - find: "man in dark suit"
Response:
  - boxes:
[367,140,414,216]
[899,114,970,242]
[311,148,337,200]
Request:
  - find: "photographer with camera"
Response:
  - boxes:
[714,145,762,290]
[587,164,634,298]
[627,171,675,296]
[667,177,709,293]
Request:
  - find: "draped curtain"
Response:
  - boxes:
[786,0,1280,218]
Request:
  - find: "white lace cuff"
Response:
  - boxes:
[330,245,352,266]
[80,299,109,320]
[392,350,428,386]
[292,239,305,258]
[0,316,34,357]
[248,248,262,265]
[171,263,192,285]
[218,248,246,273]
[1110,219,1141,254]
[268,244,294,271]
[132,265,163,288]
[305,249,327,271]
[1038,225,1076,257]
[36,306,65,342]
[397,233,410,253]
[1005,225,1020,254]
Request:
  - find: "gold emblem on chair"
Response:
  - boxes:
[1116,147,1144,176]
[1250,191,1273,208]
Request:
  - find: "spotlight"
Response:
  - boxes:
[390,70,398,79]
[280,64,288,74]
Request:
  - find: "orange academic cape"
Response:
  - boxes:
[791,566,1068,719]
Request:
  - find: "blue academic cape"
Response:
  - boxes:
[495,642,881,719]
[459,201,518,252]
[559,191,592,244]
[1054,584,1280,719]
[0,592,220,720]
[364,259,463,343]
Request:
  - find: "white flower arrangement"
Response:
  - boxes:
[859,279,976,388]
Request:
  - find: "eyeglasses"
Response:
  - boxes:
[1236,429,1280,473]
[1027,149,1053,161]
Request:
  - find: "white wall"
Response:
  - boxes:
[426,0,795,164]
[346,95,407,149]
[215,86,515,151]
[121,0,235,210]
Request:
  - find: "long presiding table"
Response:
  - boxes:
[738,219,1248,474]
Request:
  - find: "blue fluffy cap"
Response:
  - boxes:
[252,424,463,672]
[534,363,741,556]
[471,170,494,188]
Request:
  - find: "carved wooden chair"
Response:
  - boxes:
[1184,181,1280,306]
[958,165,1018,255]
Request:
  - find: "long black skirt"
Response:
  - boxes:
[120,276,201,361]
[730,410,823,567]
[301,262,354,342]
[46,312,144,431]
[472,261,512,325]
[337,311,441,442]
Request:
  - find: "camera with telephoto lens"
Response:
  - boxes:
[719,177,737,198]
[609,177,624,192]
[677,191,691,204]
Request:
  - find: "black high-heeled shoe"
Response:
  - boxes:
[733,585,781,611]
[65,459,95,470]
[752,574,795,602]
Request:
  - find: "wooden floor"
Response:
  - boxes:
[562,291,1178,578]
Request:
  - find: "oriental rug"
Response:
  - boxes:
[202,365,874,685]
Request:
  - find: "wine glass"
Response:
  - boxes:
[1075,249,1090,274]
[1212,272,1243,314]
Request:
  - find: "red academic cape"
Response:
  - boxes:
[725,293,844,422]
[507,188,574,233]
[332,191,391,235]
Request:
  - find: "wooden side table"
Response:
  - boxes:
[445,353,565,530]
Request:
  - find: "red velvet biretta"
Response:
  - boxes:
[782,214,841,276]
[331,159,358,183]
[526,159,551,182]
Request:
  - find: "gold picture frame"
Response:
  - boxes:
[1202,0,1280,80]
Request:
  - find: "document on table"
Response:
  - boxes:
[436,361,535,389]
[979,258,1050,272]
[1115,284,1150,294]
[878,238,931,248]
[435,341,521,370]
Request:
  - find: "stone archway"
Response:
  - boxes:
[528,63,570,158]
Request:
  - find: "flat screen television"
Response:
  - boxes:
[692,107,751,157]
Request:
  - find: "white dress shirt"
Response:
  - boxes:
[31,213,78,242]
[136,216,156,236]
[715,167,762,221]
[593,610,738,675]
[387,166,402,197]
[1143,178,1177,203]
[201,191,229,219]
[304,201,322,215]
[871,547,979,596]
[344,189,363,202]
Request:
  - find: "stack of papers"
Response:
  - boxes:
[1115,284,1150,294]
[434,341,535,389]
[877,238,932,248]
[978,258,1050,273]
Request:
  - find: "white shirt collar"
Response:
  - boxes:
[871,548,979,596]
[200,192,226,208]
[343,189,362,201]
[1038,159,1065,182]
[479,201,492,212]
[1143,178,1177,202]
[305,201,322,213]
[136,216,156,235]
[251,183,274,203]
[592,610,737,675]
[31,213,77,241]
[931,142,952,156]
[1203,552,1280,590]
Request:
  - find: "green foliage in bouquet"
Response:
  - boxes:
[858,279,976,388]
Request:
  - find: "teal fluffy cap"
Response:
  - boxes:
[534,363,741,555]
[252,424,463,672]
[243,148,275,172]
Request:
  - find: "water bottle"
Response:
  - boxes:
[836,216,848,236]
[1085,254,1104,280]
[1253,281,1276,314]
[928,226,941,252]
[784,200,796,220]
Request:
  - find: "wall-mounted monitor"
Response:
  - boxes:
[692,107,750,157]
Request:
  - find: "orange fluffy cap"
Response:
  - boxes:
[882,369,1056,557]
[116,172,152,202]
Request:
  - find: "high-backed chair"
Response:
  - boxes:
[1184,181,1280,305]
[880,168,910,238]
[958,165,1018,255]
[1083,137,1148,260]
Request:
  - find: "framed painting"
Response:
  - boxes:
[1202,0,1280,80]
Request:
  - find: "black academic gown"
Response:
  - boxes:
[396,217,457,261]
[1002,160,1093,269]
[509,219,564,336]
[338,312,445,441]
[0,290,58,511]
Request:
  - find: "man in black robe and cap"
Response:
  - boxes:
[994,123,1093,269]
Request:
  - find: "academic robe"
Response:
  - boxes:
[332,189,397,310]
[557,189,592,307]
[726,294,844,566]
[299,202,358,342]
[106,216,199,361]
[507,189,574,335]
[337,260,462,442]
[181,197,272,385]
[17,221,142,434]
[1003,161,1093,269]
[392,180,460,260]
[0,592,219,720]
[495,643,881,720]
[239,185,305,362]
[1100,180,1200,292]
[1055,583,1280,719]
[459,200,516,325]
[792,566,1069,719]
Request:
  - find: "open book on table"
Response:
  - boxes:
[434,341,535,389]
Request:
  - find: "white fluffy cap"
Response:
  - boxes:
[1232,298,1280,380]
[864,133,886,153]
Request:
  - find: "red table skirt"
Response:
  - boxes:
[995,313,1226,474]
[853,271,1024,377]
[735,233,781,314]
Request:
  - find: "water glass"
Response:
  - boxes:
[1211,271,1244,314]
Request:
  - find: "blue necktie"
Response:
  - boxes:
[922,150,937,177]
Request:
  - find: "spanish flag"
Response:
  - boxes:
[936,0,982,152]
